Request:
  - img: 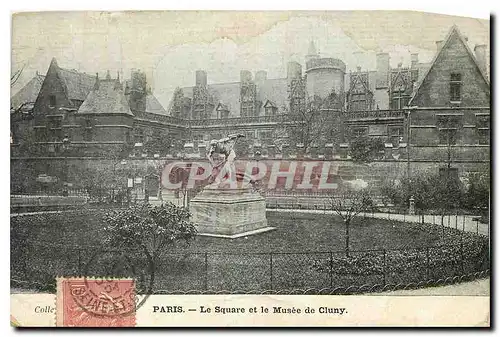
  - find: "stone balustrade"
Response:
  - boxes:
[130,141,409,161]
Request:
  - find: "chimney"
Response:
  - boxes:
[255,70,267,83]
[131,69,147,93]
[195,70,207,87]
[287,61,302,83]
[474,44,487,75]
[436,40,444,51]
[93,73,99,90]
[240,70,253,83]
[356,66,361,72]
[376,53,390,88]
[114,71,121,90]
[411,53,419,68]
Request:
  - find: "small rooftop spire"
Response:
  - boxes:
[114,71,122,90]
[308,40,318,56]
[94,72,99,90]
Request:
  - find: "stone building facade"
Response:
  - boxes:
[11,25,490,166]
[408,25,490,164]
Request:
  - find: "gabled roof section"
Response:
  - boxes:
[169,76,289,117]
[216,102,229,111]
[146,94,167,115]
[78,79,133,116]
[263,99,277,108]
[56,66,96,102]
[348,72,371,94]
[409,25,490,106]
[10,74,45,110]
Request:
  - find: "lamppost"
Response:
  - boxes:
[254,150,262,193]
[61,134,71,196]
[111,158,127,203]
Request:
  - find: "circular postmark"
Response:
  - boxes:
[75,248,154,318]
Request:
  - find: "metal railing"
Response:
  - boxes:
[11,229,489,294]
[342,109,405,120]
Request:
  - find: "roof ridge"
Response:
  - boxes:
[58,67,95,79]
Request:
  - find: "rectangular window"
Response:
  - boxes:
[478,129,489,145]
[450,73,462,102]
[439,167,459,181]
[49,95,56,108]
[391,92,410,109]
[84,129,92,142]
[134,129,144,144]
[350,93,367,111]
[437,115,462,129]
[476,115,490,129]
[438,129,457,145]
[352,127,367,138]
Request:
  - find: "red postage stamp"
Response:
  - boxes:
[56,277,136,327]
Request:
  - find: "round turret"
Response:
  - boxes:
[305,57,346,99]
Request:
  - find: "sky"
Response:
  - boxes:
[11,11,489,109]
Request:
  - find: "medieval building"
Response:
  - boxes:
[11,25,490,164]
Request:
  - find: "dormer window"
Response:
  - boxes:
[264,100,278,116]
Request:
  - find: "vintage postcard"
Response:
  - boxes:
[10,10,490,327]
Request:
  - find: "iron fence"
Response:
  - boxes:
[11,235,489,294]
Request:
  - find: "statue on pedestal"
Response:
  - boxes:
[206,133,245,187]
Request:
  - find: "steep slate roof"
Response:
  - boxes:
[10,74,45,110]
[172,77,289,118]
[77,80,133,116]
[123,79,167,115]
[409,25,490,106]
[146,94,167,115]
[57,67,96,101]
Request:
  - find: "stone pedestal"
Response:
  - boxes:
[190,188,273,238]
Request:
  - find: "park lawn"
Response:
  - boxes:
[178,210,441,254]
[12,209,442,253]
[11,208,458,293]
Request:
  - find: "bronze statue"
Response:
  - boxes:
[206,133,245,186]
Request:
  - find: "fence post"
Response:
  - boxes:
[204,252,208,291]
[269,253,273,291]
[455,214,458,230]
[463,215,466,232]
[329,251,334,289]
[426,247,430,280]
[403,213,406,222]
[383,249,387,286]
[476,221,479,235]
[433,214,435,225]
[460,241,465,275]
[77,248,82,275]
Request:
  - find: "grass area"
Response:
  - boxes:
[11,208,488,293]
[12,210,441,253]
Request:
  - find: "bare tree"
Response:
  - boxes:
[329,185,373,256]
[11,64,25,87]
[273,94,340,154]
